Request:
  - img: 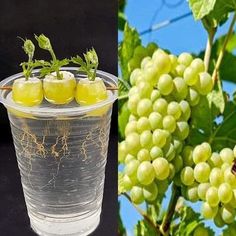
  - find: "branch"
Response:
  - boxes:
[212,12,236,82]
[204,28,216,72]
[160,184,180,235]
[122,192,161,234]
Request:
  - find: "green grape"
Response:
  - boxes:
[137,117,151,133]
[125,120,137,136]
[196,72,213,95]
[140,130,153,149]
[221,163,231,172]
[172,155,183,173]
[128,57,141,72]
[153,129,167,148]
[146,42,158,56]
[173,173,182,187]
[130,68,142,86]
[218,183,233,204]
[137,161,155,185]
[186,183,199,202]
[163,143,176,161]
[206,186,219,207]
[128,94,140,115]
[214,210,225,228]
[233,145,236,157]
[137,149,151,162]
[157,74,174,95]
[179,100,191,121]
[125,132,140,154]
[193,225,209,236]
[129,114,138,122]
[198,183,211,200]
[141,57,152,69]
[223,224,236,236]
[180,167,194,186]
[193,143,211,164]
[118,141,127,163]
[169,54,178,72]
[128,86,139,96]
[152,157,170,180]
[194,162,211,183]
[224,167,236,188]
[137,98,152,117]
[163,115,176,133]
[148,112,163,130]
[125,154,136,164]
[133,45,148,59]
[182,146,194,166]
[174,121,189,140]
[153,98,168,114]
[208,152,222,168]
[172,138,183,154]
[186,88,200,106]
[143,182,158,201]
[124,159,140,177]
[183,66,198,86]
[135,74,145,85]
[175,64,186,77]
[150,146,163,160]
[150,89,161,102]
[202,202,218,219]
[177,52,193,67]
[169,163,176,179]
[228,189,236,208]
[209,168,223,187]
[152,49,171,74]
[167,101,181,119]
[173,77,188,100]
[220,148,234,164]
[190,58,205,73]
[130,186,145,204]
[123,174,133,191]
[12,78,43,106]
[137,81,153,98]
[221,206,236,224]
[143,65,159,86]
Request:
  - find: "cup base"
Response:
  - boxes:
[29,209,101,236]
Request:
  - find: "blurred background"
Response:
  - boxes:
[118,0,236,235]
[0,0,117,235]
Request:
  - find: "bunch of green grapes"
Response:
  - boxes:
[179,142,236,227]
[119,47,213,204]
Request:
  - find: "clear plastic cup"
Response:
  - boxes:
[0,68,117,236]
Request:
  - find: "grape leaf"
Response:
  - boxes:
[188,0,216,20]
[118,23,141,81]
[118,102,130,141]
[134,220,158,236]
[118,12,127,31]
[211,101,236,150]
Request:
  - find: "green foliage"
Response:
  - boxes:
[118,172,126,195]
[118,102,130,141]
[71,48,99,81]
[118,201,127,236]
[134,220,158,236]
[118,23,141,81]
[35,34,69,79]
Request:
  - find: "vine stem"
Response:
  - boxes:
[204,28,216,72]
[160,184,180,235]
[118,94,128,100]
[0,86,12,90]
[122,193,161,234]
[212,12,236,82]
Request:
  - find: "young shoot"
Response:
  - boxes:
[35,34,69,80]
[19,38,36,80]
[71,48,99,81]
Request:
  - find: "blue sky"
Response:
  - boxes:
[119,1,236,235]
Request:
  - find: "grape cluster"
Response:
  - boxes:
[119,47,213,205]
[179,142,236,227]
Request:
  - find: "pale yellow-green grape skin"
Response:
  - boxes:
[43,71,76,105]
[75,77,109,116]
[12,77,43,106]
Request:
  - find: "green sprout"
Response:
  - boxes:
[35,34,69,79]
[19,38,36,80]
[71,48,99,81]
